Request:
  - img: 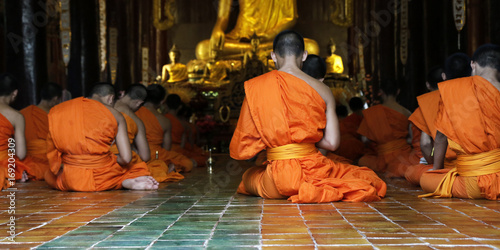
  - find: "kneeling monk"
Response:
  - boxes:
[45,82,157,191]
[420,44,500,200]
[230,31,386,203]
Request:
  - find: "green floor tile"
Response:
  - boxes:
[158,233,211,240]
[152,239,206,247]
[94,240,152,247]
[207,238,261,246]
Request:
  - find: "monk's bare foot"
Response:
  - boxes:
[19,171,29,183]
[122,176,159,190]
[168,163,176,173]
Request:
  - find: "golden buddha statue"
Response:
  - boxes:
[325,39,344,74]
[161,44,188,83]
[204,50,228,83]
[195,0,319,60]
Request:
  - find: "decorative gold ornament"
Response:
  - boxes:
[142,47,149,84]
[453,0,466,49]
[330,0,353,27]
[219,105,231,123]
[59,0,71,68]
[153,0,176,31]
[109,28,118,84]
[99,0,107,72]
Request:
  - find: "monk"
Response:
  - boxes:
[44,82,158,191]
[405,54,471,185]
[334,97,366,162]
[357,80,418,178]
[136,84,196,173]
[164,97,207,167]
[114,84,182,183]
[20,82,62,180]
[420,44,500,200]
[0,73,28,189]
[231,30,386,203]
[301,54,352,164]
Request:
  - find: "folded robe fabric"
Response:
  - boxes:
[357,105,418,177]
[405,91,456,185]
[136,107,193,172]
[230,70,386,203]
[420,76,500,200]
[46,97,150,191]
[109,112,183,183]
[19,105,50,180]
[164,113,207,167]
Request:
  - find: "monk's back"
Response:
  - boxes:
[244,70,326,147]
[359,105,409,143]
[136,107,163,146]
[20,105,49,141]
[49,97,116,155]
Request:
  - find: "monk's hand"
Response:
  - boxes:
[210,29,225,52]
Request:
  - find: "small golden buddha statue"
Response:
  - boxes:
[195,0,319,60]
[161,44,188,83]
[325,39,344,74]
[204,50,228,83]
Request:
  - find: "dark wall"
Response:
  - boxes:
[2,0,500,109]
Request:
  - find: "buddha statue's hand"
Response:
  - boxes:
[210,28,225,52]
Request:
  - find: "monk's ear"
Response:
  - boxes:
[470,61,477,75]
[105,94,114,106]
[302,50,308,62]
[270,51,277,63]
[11,89,18,101]
[441,72,447,81]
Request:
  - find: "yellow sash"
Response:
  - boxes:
[377,139,410,155]
[419,144,500,198]
[267,143,318,161]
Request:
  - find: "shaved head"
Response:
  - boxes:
[89,82,115,97]
[0,73,18,96]
[166,94,182,110]
[273,30,305,58]
[302,54,326,79]
[40,82,63,101]
[145,84,167,105]
[472,44,500,72]
[444,53,471,80]
[125,83,147,101]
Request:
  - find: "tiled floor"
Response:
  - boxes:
[1,155,500,249]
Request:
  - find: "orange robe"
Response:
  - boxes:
[19,105,50,180]
[334,113,365,161]
[357,105,418,177]
[0,114,29,189]
[420,76,500,200]
[230,70,386,203]
[405,91,457,185]
[136,107,193,172]
[164,113,207,167]
[45,97,150,191]
[110,113,183,183]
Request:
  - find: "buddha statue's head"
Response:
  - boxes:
[328,38,337,56]
[169,44,181,64]
[250,33,260,51]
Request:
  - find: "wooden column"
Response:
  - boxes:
[466,0,487,56]
[4,0,48,109]
[67,0,99,97]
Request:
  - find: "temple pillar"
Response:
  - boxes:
[4,0,48,108]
